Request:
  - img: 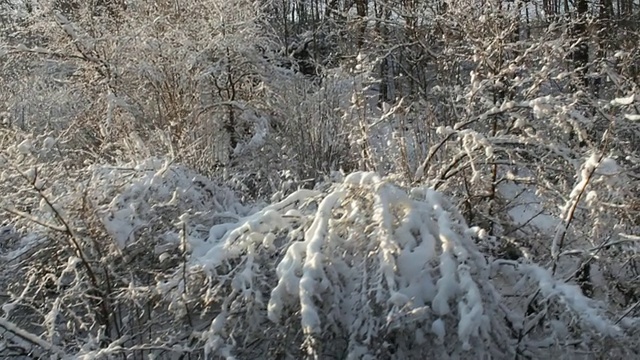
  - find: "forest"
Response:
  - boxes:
[0,0,639,358]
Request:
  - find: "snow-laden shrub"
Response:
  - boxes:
[0,134,633,358]
[0,139,250,358]
[0,127,635,358]
[185,171,628,359]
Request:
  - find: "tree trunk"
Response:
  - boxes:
[571,0,589,89]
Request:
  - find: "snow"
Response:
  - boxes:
[1,0,638,357]
[0,153,631,357]
[184,171,517,356]
[595,157,620,176]
[432,318,446,340]
[89,158,245,249]
[17,139,33,155]
[610,94,636,106]
[498,181,558,237]
[232,110,269,156]
[299,190,343,334]
[0,318,67,358]
[527,265,621,336]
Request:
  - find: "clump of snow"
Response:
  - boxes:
[526,265,621,336]
[87,159,246,249]
[595,157,620,176]
[42,137,56,150]
[610,94,636,106]
[17,139,33,155]
[233,110,270,156]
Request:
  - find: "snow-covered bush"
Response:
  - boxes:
[189,172,498,357]
[2,140,633,358]
[180,172,631,359]
[0,0,282,175]
[0,134,249,358]
[1,0,639,358]
[373,3,640,330]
